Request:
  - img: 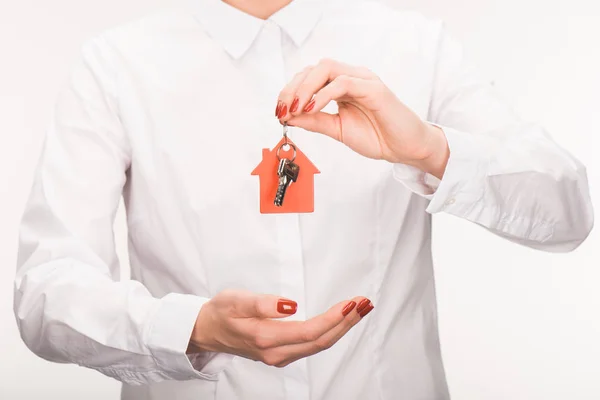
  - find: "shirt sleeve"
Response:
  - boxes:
[393,23,594,252]
[13,36,232,385]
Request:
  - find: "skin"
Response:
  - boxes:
[277,61,450,179]
[190,0,450,368]
[190,291,371,368]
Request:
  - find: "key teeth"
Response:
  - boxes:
[274,186,285,207]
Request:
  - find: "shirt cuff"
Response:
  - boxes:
[392,163,440,199]
[393,124,496,215]
[145,293,234,381]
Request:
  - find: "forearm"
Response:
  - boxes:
[15,182,216,384]
[397,122,593,252]
[15,255,212,384]
[400,22,594,250]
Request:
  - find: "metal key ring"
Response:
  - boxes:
[276,142,297,162]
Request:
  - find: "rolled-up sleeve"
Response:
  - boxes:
[394,23,594,252]
[14,36,229,385]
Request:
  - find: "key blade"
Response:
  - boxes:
[274,175,289,207]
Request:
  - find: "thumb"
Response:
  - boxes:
[287,111,342,143]
[235,292,298,319]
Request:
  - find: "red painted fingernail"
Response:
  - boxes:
[278,103,288,119]
[342,301,357,316]
[275,101,282,117]
[356,298,371,314]
[359,304,374,318]
[290,97,299,113]
[303,99,316,113]
[277,299,297,315]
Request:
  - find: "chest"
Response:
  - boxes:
[119,27,432,283]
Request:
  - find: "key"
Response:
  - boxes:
[274,158,300,207]
[275,159,293,207]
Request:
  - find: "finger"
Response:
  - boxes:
[280,59,377,122]
[288,112,342,142]
[287,76,380,140]
[295,296,369,351]
[310,75,378,113]
[277,66,313,119]
[262,297,373,367]
[287,111,341,142]
[232,291,298,319]
[252,297,358,350]
[278,297,373,367]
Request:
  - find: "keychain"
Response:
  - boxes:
[251,123,320,214]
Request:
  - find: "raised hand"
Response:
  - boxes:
[275,58,450,179]
[188,289,373,368]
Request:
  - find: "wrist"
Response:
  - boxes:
[187,304,213,354]
[411,123,449,179]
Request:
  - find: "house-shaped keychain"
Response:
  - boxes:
[251,137,320,214]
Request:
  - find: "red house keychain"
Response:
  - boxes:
[251,124,320,213]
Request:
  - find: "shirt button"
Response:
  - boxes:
[445,198,456,206]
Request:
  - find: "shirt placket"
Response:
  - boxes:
[257,20,310,400]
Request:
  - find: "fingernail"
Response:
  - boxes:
[290,97,299,113]
[359,304,374,318]
[342,301,357,316]
[275,101,282,117]
[356,298,371,314]
[277,299,297,315]
[278,103,288,119]
[303,99,316,113]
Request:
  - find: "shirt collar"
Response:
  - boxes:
[192,0,325,59]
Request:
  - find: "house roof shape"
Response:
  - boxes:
[251,137,320,176]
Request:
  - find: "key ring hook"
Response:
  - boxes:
[282,122,289,146]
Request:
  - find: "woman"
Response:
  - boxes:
[14,0,593,399]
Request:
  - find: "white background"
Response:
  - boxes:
[0,0,598,399]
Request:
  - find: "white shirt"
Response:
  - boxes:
[14,0,594,399]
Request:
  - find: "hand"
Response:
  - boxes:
[188,289,373,368]
[275,59,450,179]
